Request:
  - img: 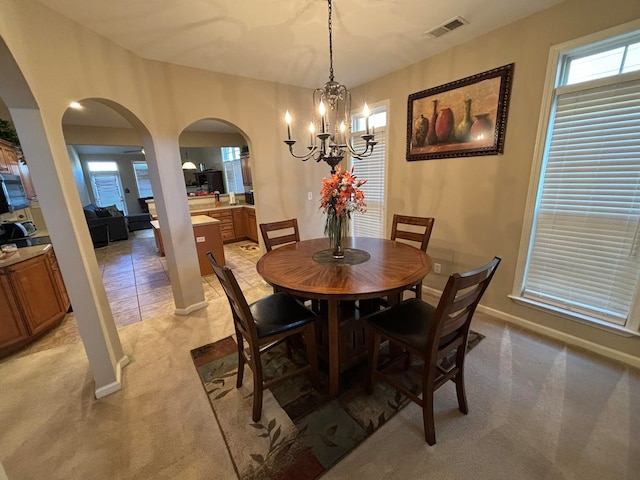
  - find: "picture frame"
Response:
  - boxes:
[406,63,514,161]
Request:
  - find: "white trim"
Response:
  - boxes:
[94,354,130,399]
[508,295,640,338]
[422,286,640,370]
[511,18,640,328]
[511,36,561,297]
[174,300,208,316]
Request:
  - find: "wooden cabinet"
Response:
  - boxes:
[240,152,252,186]
[0,248,70,358]
[47,250,70,310]
[0,270,29,349]
[0,138,20,176]
[245,208,258,243]
[18,161,36,199]
[232,208,246,239]
[151,217,225,274]
[190,206,257,243]
[0,138,36,199]
[196,170,225,194]
[207,208,235,242]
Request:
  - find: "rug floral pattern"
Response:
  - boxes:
[191,332,484,479]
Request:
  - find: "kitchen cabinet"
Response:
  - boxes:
[232,208,246,238]
[191,206,257,243]
[207,208,235,242]
[240,152,252,186]
[0,138,20,176]
[0,247,70,358]
[18,161,36,199]
[196,170,225,194]
[150,216,225,274]
[245,208,258,243]
[0,138,36,199]
[48,249,70,309]
[0,270,29,349]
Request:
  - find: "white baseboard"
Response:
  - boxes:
[175,300,208,316]
[95,354,130,399]
[422,286,640,370]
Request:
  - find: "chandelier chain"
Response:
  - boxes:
[328,0,334,82]
[282,0,376,173]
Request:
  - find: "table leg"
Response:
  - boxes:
[387,292,403,358]
[328,299,340,396]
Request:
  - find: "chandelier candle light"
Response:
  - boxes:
[320,165,367,259]
[284,0,376,174]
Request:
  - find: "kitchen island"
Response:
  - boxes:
[150,215,225,276]
[146,195,258,243]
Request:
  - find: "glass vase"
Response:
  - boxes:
[325,211,348,259]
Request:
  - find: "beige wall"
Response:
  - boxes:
[353,0,640,360]
[0,0,638,371]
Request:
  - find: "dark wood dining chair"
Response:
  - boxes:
[391,214,435,300]
[207,251,319,422]
[259,218,301,252]
[366,256,501,445]
[259,218,319,312]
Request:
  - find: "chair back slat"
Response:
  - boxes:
[260,219,301,252]
[391,214,435,252]
[207,251,259,342]
[429,256,501,352]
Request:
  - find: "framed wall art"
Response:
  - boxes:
[406,63,514,161]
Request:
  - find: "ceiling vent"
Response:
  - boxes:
[425,16,469,39]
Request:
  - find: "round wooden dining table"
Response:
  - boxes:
[256,236,432,396]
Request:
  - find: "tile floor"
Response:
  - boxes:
[7,229,262,360]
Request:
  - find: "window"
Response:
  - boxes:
[221,146,244,193]
[513,24,640,333]
[87,161,126,213]
[133,161,153,198]
[350,102,388,238]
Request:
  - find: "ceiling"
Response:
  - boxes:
[35,0,563,90]
[21,0,564,140]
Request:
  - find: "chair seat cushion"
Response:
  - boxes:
[367,298,456,351]
[250,292,316,339]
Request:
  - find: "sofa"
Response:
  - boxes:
[127,212,153,231]
[83,204,129,243]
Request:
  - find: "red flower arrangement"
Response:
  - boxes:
[320,165,367,257]
[319,164,367,217]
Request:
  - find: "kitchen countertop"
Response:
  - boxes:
[149,204,254,219]
[0,244,52,268]
[150,215,222,230]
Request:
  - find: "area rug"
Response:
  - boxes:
[191,331,484,479]
[239,244,260,253]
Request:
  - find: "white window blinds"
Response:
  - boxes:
[91,172,126,213]
[222,147,244,193]
[523,78,640,324]
[133,162,153,197]
[351,129,386,238]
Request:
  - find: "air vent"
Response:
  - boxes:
[425,16,469,39]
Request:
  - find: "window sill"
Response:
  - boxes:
[508,295,640,338]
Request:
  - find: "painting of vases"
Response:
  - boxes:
[413,114,428,147]
[406,63,514,161]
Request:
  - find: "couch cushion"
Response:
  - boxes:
[104,205,122,217]
[95,207,112,218]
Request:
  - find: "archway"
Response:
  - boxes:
[0,37,129,398]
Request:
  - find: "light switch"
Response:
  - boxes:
[308,192,313,200]
[196,236,205,243]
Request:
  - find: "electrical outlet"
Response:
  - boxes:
[196,236,205,243]
[433,263,441,274]
[308,192,313,200]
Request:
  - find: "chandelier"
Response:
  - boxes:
[284,0,376,173]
